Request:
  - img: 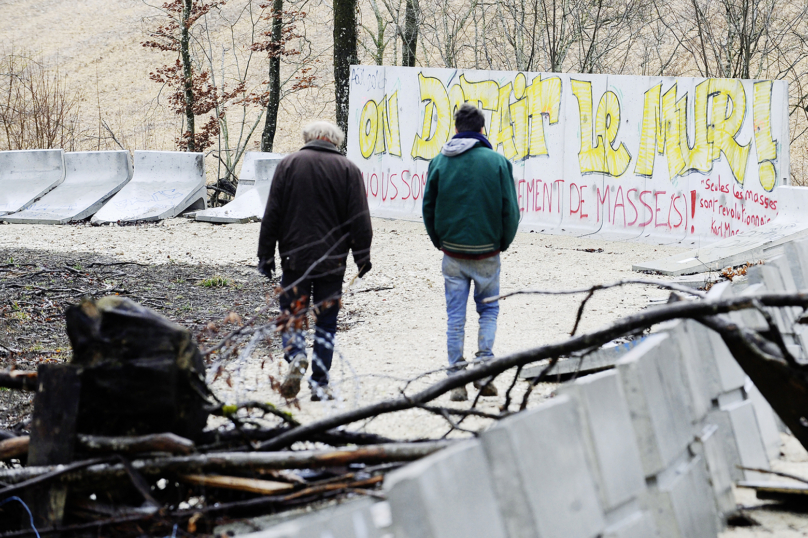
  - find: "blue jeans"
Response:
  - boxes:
[442,254,500,373]
[278,271,342,386]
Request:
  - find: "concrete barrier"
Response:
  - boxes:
[708,400,770,482]
[91,151,206,223]
[692,424,736,517]
[348,66,789,246]
[3,151,132,224]
[234,151,283,198]
[615,333,694,477]
[235,498,388,537]
[634,185,808,275]
[643,452,720,538]
[0,149,65,216]
[557,371,645,511]
[783,238,808,289]
[480,395,606,538]
[557,371,656,538]
[196,156,282,224]
[385,440,508,538]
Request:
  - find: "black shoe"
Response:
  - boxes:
[310,384,335,401]
[473,378,499,397]
[280,355,308,399]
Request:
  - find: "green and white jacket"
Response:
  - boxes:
[423,137,520,256]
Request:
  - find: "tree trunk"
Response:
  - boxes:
[334,0,358,151]
[181,0,196,152]
[402,0,419,67]
[260,0,284,152]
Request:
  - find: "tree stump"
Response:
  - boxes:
[65,296,211,442]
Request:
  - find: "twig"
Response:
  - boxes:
[750,299,798,366]
[738,466,808,485]
[0,457,112,498]
[501,365,523,412]
[571,288,597,336]
[254,291,808,451]
[0,342,20,354]
[486,278,708,303]
[86,261,149,268]
[0,443,451,485]
[208,400,300,427]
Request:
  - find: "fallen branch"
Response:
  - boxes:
[0,341,19,354]
[254,292,808,450]
[0,457,112,498]
[0,436,28,460]
[738,466,808,486]
[208,400,300,427]
[78,433,195,455]
[487,278,708,302]
[0,442,450,485]
[179,474,295,495]
[0,370,37,391]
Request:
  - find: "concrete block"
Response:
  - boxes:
[746,263,798,333]
[480,395,605,538]
[783,238,808,290]
[691,424,735,518]
[661,320,714,423]
[703,283,748,392]
[558,370,646,511]
[0,149,65,215]
[385,440,508,538]
[645,453,720,538]
[615,333,693,477]
[3,151,132,224]
[91,151,206,223]
[633,186,808,276]
[236,499,386,537]
[234,151,284,197]
[765,255,804,329]
[708,399,770,482]
[744,379,782,461]
[727,282,769,332]
[196,156,282,223]
[520,338,646,380]
[604,509,657,538]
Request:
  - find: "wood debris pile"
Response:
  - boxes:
[0,297,442,537]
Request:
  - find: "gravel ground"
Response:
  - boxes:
[0,217,685,437]
[3,217,808,535]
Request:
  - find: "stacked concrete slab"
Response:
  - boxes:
[195,153,283,223]
[613,333,721,538]
[634,185,808,276]
[3,151,132,224]
[479,395,606,538]
[246,242,808,538]
[0,149,65,216]
[557,371,656,538]
[91,151,206,224]
[237,498,390,537]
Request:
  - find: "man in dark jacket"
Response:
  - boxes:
[423,103,520,402]
[257,121,372,401]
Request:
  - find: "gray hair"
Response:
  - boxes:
[302,121,345,146]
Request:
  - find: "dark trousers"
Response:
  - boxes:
[278,271,342,386]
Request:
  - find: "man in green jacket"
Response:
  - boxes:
[423,103,520,401]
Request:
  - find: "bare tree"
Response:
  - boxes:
[419,0,478,68]
[334,0,358,149]
[0,50,84,151]
[360,0,394,64]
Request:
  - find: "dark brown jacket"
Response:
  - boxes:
[257,140,372,280]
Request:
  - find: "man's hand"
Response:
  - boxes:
[357,261,372,279]
[257,257,275,279]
